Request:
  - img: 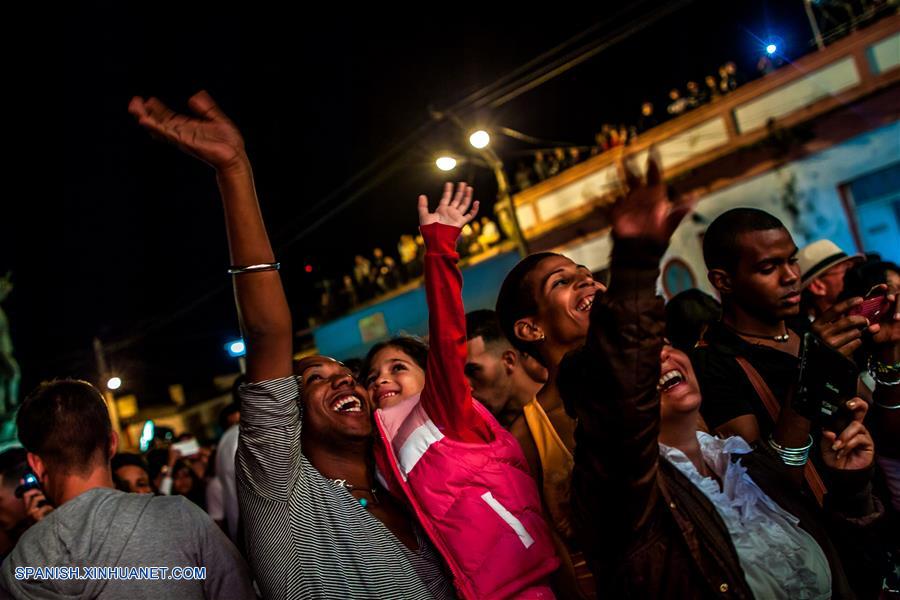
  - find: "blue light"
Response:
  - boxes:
[226,339,246,357]
[766,43,777,55]
[139,420,155,452]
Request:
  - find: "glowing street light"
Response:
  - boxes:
[226,339,246,357]
[435,156,457,171]
[766,43,777,55]
[469,130,490,149]
[106,376,122,391]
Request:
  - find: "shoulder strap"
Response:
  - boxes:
[734,356,781,422]
[733,356,826,507]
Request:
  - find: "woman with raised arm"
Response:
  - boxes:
[557,155,884,598]
[363,183,559,599]
[129,91,452,599]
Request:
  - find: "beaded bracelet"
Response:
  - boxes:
[868,356,900,387]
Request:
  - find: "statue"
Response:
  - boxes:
[0,272,20,418]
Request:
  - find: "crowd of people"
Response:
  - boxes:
[513,61,743,194]
[0,92,897,599]
[313,215,504,322]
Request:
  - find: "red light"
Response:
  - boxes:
[304,264,313,273]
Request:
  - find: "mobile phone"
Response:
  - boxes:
[847,293,891,323]
[14,469,42,499]
[171,438,200,457]
[795,332,858,434]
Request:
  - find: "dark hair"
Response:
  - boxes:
[218,403,240,432]
[145,448,169,482]
[465,309,508,346]
[171,459,206,510]
[363,336,429,379]
[0,447,29,490]
[665,289,721,352]
[17,379,112,475]
[111,452,149,474]
[495,252,560,362]
[111,453,150,492]
[840,260,900,301]
[702,208,786,272]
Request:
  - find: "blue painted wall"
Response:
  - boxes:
[313,250,523,360]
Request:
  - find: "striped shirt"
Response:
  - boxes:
[236,376,442,599]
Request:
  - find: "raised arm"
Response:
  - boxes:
[129,92,299,503]
[417,182,491,442]
[128,91,292,382]
[563,152,694,556]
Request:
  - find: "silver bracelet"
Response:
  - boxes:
[227,262,281,275]
[872,373,900,387]
[768,434,814,467]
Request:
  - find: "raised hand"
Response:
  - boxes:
[418,182,480,228]
[128,91,247,173]
[820,398,874,470]
[611,147,697,244]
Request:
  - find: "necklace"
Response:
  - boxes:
[725,324,790,343]
[330,478,379,508]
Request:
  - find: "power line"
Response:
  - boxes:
[79,4,699,360]
[473,0,696,111]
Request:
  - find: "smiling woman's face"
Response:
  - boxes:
[658,345,702,424]
[365,346,426,409]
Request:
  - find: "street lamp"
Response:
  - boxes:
[469,130,490,149]
[106,376,122,391]
[225,339,246,357]
[435,156,458,171]
[433,120,528,256]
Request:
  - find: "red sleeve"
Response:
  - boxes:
[419,223,493,443]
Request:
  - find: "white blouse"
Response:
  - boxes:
[660,432,832,600]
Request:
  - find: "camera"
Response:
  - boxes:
[795,332,858,434]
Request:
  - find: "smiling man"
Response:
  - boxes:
[691,208,871,443]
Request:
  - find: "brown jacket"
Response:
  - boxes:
[558,238,882,599]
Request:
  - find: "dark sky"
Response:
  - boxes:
[9,1,812,404]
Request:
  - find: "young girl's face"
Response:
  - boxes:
[365,346,426,409]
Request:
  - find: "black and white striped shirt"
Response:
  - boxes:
[236,377,444,599]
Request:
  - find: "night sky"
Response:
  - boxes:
[9,1,812,405]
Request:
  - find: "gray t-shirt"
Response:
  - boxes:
[0,487,255,599]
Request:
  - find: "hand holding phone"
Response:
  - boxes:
[14,470,42,499]
[847,293,891,323]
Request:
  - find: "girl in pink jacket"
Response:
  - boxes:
[365,183,559,600]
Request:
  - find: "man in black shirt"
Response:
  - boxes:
[691,208,875,442]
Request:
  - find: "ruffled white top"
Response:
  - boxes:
[659,432,831,600]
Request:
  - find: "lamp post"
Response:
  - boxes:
[434,122,529,256]
[93,337,123,443]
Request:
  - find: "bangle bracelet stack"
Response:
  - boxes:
[867,356,900,387]
[228,262,280,275]
[768,434,814,467]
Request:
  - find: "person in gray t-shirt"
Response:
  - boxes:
[0,379,255,600]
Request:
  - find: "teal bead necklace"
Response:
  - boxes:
[331,479,379,509]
